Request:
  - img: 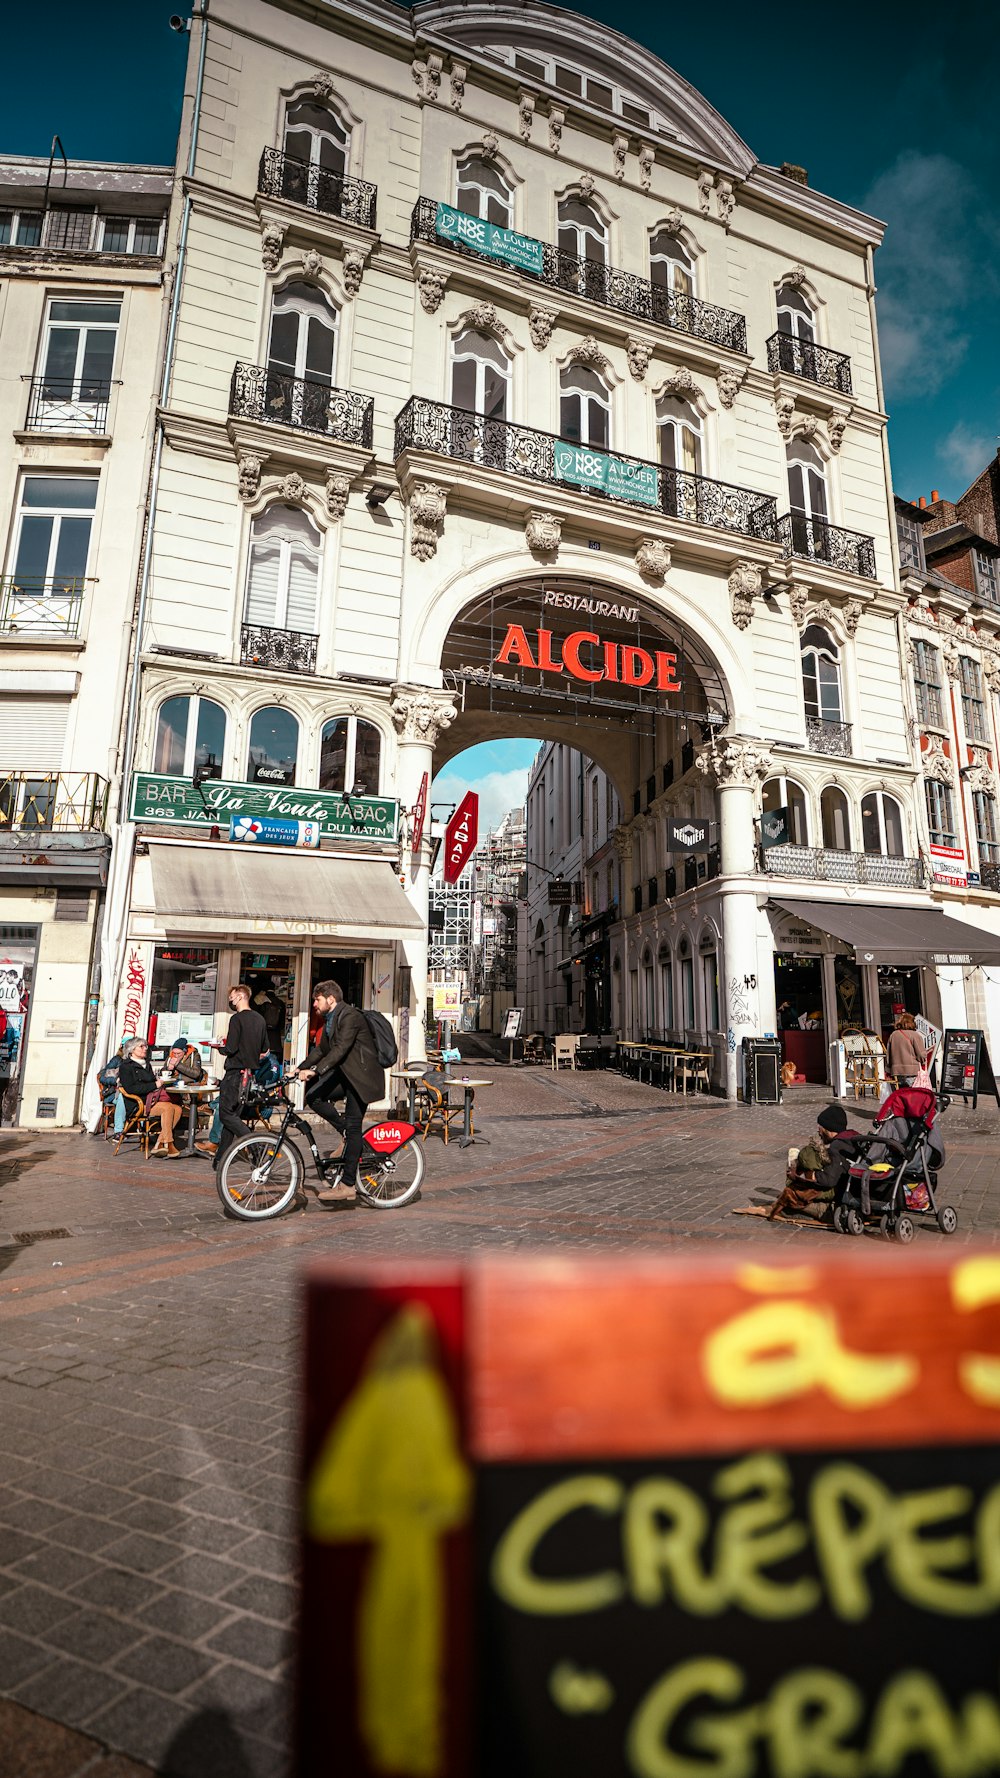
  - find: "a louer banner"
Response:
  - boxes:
[434,201,545,275]
[553,440,659,508]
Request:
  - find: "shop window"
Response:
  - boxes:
[861,790,904,857]
[762,776,808,847]
[247,706,299,784]
[319,715,381,796]
[820,786,851,851]
[456,155,513,229]
[147,948,218,1056]
[153,694,226,779]
[925,777,957,848]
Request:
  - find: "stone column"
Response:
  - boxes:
[697,736,771,1099]
[389,685,457,1064]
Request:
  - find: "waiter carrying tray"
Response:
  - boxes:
[210,983,268,1171]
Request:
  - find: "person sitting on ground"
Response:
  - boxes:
[767,1103,861,1221]
[117,1037,184,1157]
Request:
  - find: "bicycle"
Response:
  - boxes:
[216,1076,425,1221]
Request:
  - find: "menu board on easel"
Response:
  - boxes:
[941,1028,1000,1108]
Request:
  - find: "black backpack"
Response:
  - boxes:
[364,1010,398,1069]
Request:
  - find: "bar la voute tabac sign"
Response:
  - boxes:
[298,1253,1000,1778]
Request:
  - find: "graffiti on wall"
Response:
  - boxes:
[728,974,757,1033]
[121,948,148,1041]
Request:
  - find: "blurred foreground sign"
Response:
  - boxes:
[299,1252,1000,1777]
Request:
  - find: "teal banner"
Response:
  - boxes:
[130,774,398,843]
[434,201,545,275]
[553,440,660,508]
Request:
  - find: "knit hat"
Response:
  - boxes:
[818,1103,848,1133]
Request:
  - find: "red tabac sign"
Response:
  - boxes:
[443,791,478,883]
[410,771,428,862]
[298,1250,1000,1778]
[495,623,680,691]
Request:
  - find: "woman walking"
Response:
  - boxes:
[886,1012,927,1088]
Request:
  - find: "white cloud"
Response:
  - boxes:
[863,151,986,400]
[939,421,997,485]
[432,765,530,841]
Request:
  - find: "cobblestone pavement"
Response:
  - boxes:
[1,1064,999,1775]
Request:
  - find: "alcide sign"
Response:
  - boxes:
[495,624,680,692]
[130,774,398,843]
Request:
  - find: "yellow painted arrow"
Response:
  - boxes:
[306,1304,471,1776]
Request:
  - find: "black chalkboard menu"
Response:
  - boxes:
[941,1028,1000,1107]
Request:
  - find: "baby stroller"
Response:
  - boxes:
[832,1086,956,1243]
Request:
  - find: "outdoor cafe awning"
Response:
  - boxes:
[771,898,1000,967]
[149,842,424,939]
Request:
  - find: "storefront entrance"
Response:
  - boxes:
[876,964,923,1040]
[774,953,825,1081]
[239,952,297,1062]
[0,925,37,1124]
[308,954,367,1049]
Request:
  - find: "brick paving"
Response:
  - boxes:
[1,1061,999,1774]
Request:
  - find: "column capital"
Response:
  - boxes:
[696,734,772,788]
[390,684,458,746]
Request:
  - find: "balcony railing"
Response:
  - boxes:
[805,715,853,756]
[394,397,778,542]
[258,147,377,232]
[240,623,318,675]
[25,376,111,434]
[230,363,374,448]
[410,198,748,354]
[766,331,852,395]
[778,511,876,579]
[0,577,86,637]
[761,844,924,888]
[0,771,109,832]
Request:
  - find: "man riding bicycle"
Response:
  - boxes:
[289,980,384,1203]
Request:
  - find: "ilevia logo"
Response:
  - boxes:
[675,822,706,848]
[365,1122,416,1153]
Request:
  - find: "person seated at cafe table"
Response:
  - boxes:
[118,1037,202,1159]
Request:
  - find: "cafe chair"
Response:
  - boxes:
[522,1033,546,1065]
[415,1077,466,1145]
[552,1034,578,1071]
[113,1090,152,1158]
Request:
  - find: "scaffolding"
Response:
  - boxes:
[471,806,526,995]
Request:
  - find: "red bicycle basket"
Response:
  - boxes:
[364,1121,417,1154]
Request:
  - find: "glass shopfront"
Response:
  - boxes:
[147,947,218,1059]
[876,964,923,1040]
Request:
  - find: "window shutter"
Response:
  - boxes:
[286,546,319,634]
[0,697,70,770]
[245,541,281,628]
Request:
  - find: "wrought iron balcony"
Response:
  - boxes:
[240,622,318,675]
[0,771,109,832]
[980,863,1000,893]
[760,844,924,888]
[805,715,853,755]
[0,576,86,637]
[229,363,374,448]
[778,511,877,579]
[25,376,111,434]
[394,398,778,542]
[410,198,748,354]
[766,332,853,396]
[258,148,377,232]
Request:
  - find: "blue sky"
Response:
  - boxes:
[9,0,996,819]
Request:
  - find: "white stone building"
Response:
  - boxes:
[84,0,1000,1104]
[0,155,170,1126]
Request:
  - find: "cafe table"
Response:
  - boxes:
[390,1069,493,1148]
[171,1082,218,1158]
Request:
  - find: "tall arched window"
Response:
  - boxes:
[560,364,610,449]
[762,776,808,847]
[801,624,844,729]
[450,328,509,420]
[319,716,381,796]
[777,283,815,343]
[820,786,851,851]
[247,706,299,784]
[657,396,702,476]
[283,98,349,186]
[861,791,904,857]
[558,196,606,263]
[658,942,674,1032]
[787,439,828,537]
[456,156,512,228]
[154,695,226,779]
[266,282,338,429]
[650,231,693,298]
[244,506,321,637]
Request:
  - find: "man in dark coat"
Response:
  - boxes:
[293,979,384,1202]
[767,1103,861,1221]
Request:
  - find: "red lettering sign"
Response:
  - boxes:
[444,792,479,884]
[493,623,680,695]
[411,772,428,861]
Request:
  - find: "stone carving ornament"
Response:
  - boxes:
[278,472,307,503]
[342,248,365,298]
[635,538,671,581]
[567,337,611,373]
[548,106,564,153]
[843,599,863,637]
[412,52,442,103]
[921,736,954,783]
[638,144,654,192]
[613,824,636,863]
[466,301,501,336]
[312,71,335,102]
[301,248,323,281]
[525,511,561,555]
[390,688,458,746]
[728,560,762,632]
[661,207,684,235]
[626,336,654,382]
[696,735,772,788]
[799,415,820,443]
[964,763,997,795]
[237,451,265,503]
[716,365,746,410]
[697,168,713,215]
[325,470,351,521]
[786,265,808,288]
[260,219,284,272]
[518,90,535,141]
[984,653,1000,694]
[481,130,499,160]
[716,178,735,227]
[578,172,596,199]
[417,266,447,314]
[529,305,558,350]
[612,132,629,182]
[789,586,809,630]
[828,411,850,453]
[775,392,795,438]
[408,482,447,560]
[450,59,466,110]
[660,365,698,401]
